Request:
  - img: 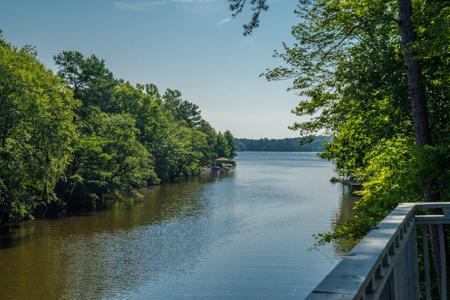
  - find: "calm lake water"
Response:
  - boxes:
[0,152,355,300]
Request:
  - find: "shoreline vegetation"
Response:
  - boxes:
[237,136,331,152]
[236,0,449,255]
[0,35,238,225]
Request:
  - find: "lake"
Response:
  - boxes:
[0,152,355,300]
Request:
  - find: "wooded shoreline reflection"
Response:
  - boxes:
[0,176,219,299]
[0,153,352,300]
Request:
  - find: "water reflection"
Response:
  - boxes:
[0,177,228,300]
[0,152,353,300]
[331,184,358,255]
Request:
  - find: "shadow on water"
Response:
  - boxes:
[0,222,36,249]
[0,175,235,300]
[0,175,228,249]
[0,153,354,300]
[332,184,359,255]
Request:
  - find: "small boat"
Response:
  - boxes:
[210,158,236,175]
[215,157,236,167]
[211,166,221,172]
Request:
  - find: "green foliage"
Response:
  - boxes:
[57,112,157,208]
[54,51,117,112]
[264,0,449,242]
[143,98,202,182]
[319,137,449,243]
[224,130,237,158]
[0,38,77,222]
[213,131,237,159]
[237,136,330,152]
[104,83,224,182]
[0,37,236,222]
[197,120,219,165]
[163,89,202,128]
[215,132,231,158]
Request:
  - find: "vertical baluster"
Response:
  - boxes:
[407,225,419,300]
[421,224,431,300]
[444,209,450,218]
[438,224,447,300]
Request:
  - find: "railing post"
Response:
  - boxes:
[416,203,450,300]
[393,220,419,300]
[406,223,419,299]
[438,224,447,300]
[421,224,432,300]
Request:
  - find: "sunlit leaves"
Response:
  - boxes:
[262,0,449,243]
[0,39,77,221]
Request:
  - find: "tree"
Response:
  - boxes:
[197,120,219,165]
[0,34,234,222]
[215,132,231,158]
[229,0,449,291]
[54,52,159,206]
[56,111,157,208]
[237,136,329,152]
[229,0,269,36]
[0,38,77,222]
[224,130,237,158]
[54,51,117,113]
[163,89,202,128]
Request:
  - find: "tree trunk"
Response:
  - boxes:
[397,0,449,296]
[397,0,431,148]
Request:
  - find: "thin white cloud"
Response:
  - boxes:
[217,17,231,28]
[114,1,166,12]
[114,0,217,12]
[173,0,216,3]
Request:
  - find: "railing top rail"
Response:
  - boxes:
[414,202,450,210]
[415,202,450,225]
[306,202,450,300]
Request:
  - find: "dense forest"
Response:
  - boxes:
[0,35,237,224]
[237,136,331,152]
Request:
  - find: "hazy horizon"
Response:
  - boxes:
[0,0,311,139]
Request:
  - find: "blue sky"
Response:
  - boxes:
[0,0,304,138]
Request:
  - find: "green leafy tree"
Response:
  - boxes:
[230,0,449,290]
[0,38,77,222]
[110,83,222,179]
[163,89,202,128]
[54,51,117,114]
[57,112,157,208]
[140,98,186,181]
[197,120,218,165]
[224,130,237,158]
[0,35,233,222]
[215,132,231,158]
[237,136,330,152]
[54,52,160,206]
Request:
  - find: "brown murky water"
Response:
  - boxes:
[0,152,355,299]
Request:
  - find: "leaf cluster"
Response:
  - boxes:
[0,41,238,222]
[263,0,449,242]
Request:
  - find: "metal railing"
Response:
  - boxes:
[306,202,450,300]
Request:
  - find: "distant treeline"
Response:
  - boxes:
[237,136,331,152]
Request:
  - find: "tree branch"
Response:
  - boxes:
[229,0,268,36]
